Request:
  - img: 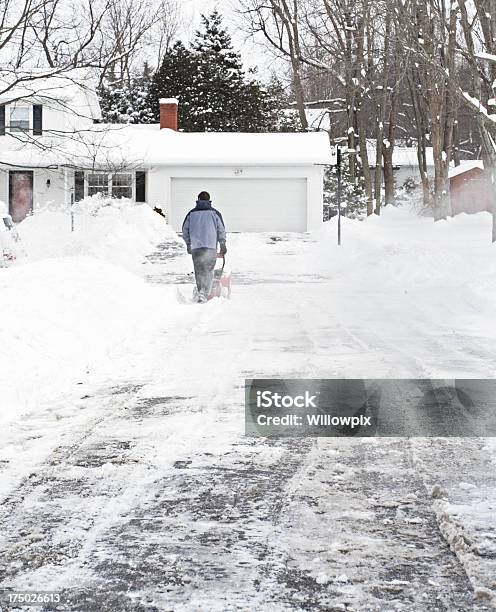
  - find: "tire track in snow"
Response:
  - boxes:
[1,234,493,610]
[411,438,496,606]
[272,437,492,611]
[0,386,316,610]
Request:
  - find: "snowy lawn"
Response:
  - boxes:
[1,203,495,609]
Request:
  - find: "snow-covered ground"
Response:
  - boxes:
[0,204,495,610]
[1,200,186,429]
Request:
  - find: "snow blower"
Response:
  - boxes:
[208,253,231,300]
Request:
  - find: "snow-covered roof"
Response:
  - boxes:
[448,160,484,179]
[476,52,496,63]
[281,108,335,131]
[0,69,101,121]
[144,129,333,165]
[0,125,334,168]
[306,109,332,131]
[283,110,435,168]
[366,143,434,167]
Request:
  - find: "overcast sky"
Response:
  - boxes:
[178,0,280,80]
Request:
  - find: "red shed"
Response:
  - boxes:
[449,161,493,216]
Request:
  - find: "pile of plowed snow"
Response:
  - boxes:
[1,198,184,425]
[16,196,179,272]
[316,206,496,302]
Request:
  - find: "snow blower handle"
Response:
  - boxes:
[217,252,226,273]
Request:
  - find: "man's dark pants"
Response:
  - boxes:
[191,248,217,296]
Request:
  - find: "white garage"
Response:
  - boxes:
[170,177,307,232]
[144,129,333,233]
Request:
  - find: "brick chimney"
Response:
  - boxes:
[159,98,178,130]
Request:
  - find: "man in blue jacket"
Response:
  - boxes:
[182,191,227,303]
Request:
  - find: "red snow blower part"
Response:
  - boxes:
[208,253,232,300]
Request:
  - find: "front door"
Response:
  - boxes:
[9,171,33,222]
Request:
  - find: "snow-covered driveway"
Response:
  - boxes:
[1,208,495,610]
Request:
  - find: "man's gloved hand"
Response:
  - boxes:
[186,244,191,254]
[219,242,227,255]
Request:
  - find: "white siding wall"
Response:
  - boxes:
[0,170,7,208]
[32,168,68,210]
[34,103,95,133]
[369,166,435,190]
[0,101,95,141]
[0,167,70,214]
[1,163,325,232]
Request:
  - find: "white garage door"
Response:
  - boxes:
[170,177,307,232]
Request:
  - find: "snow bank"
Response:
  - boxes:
[315,207,496,300]
[412,439,496,605]
[1,197,183,426]
[0,257,179,425]
[16,196,179,272]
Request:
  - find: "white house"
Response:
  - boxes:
[0,74,332,232]
[285,107,436,188]
[0,70,102,223]
[364,142,435,189]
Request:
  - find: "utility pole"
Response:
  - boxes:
[492,170,496,243]
[70,191,74,232]
[493,206,496,243]
[337,146,342,246]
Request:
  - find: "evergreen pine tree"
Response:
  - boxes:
[147,41,199,129]
[108,11,294,133]
[99,64,155,124]
[238,75,297,132]
[324,157,368,220]
[192,10,245,131]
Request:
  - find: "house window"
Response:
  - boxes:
[87,172,108,197]
[10,106,30,132]
[111,173,133,199]
[80,170,145,200]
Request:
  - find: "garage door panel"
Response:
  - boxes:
[170,178,307,232]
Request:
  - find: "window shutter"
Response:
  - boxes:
[0,105,5,136]
[33,104,43,135]
[135,171,146,202]
[74,171,85,202]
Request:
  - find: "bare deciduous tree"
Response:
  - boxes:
[0,0,178,169]
[457,0,496,240]
[238,0,309,130]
